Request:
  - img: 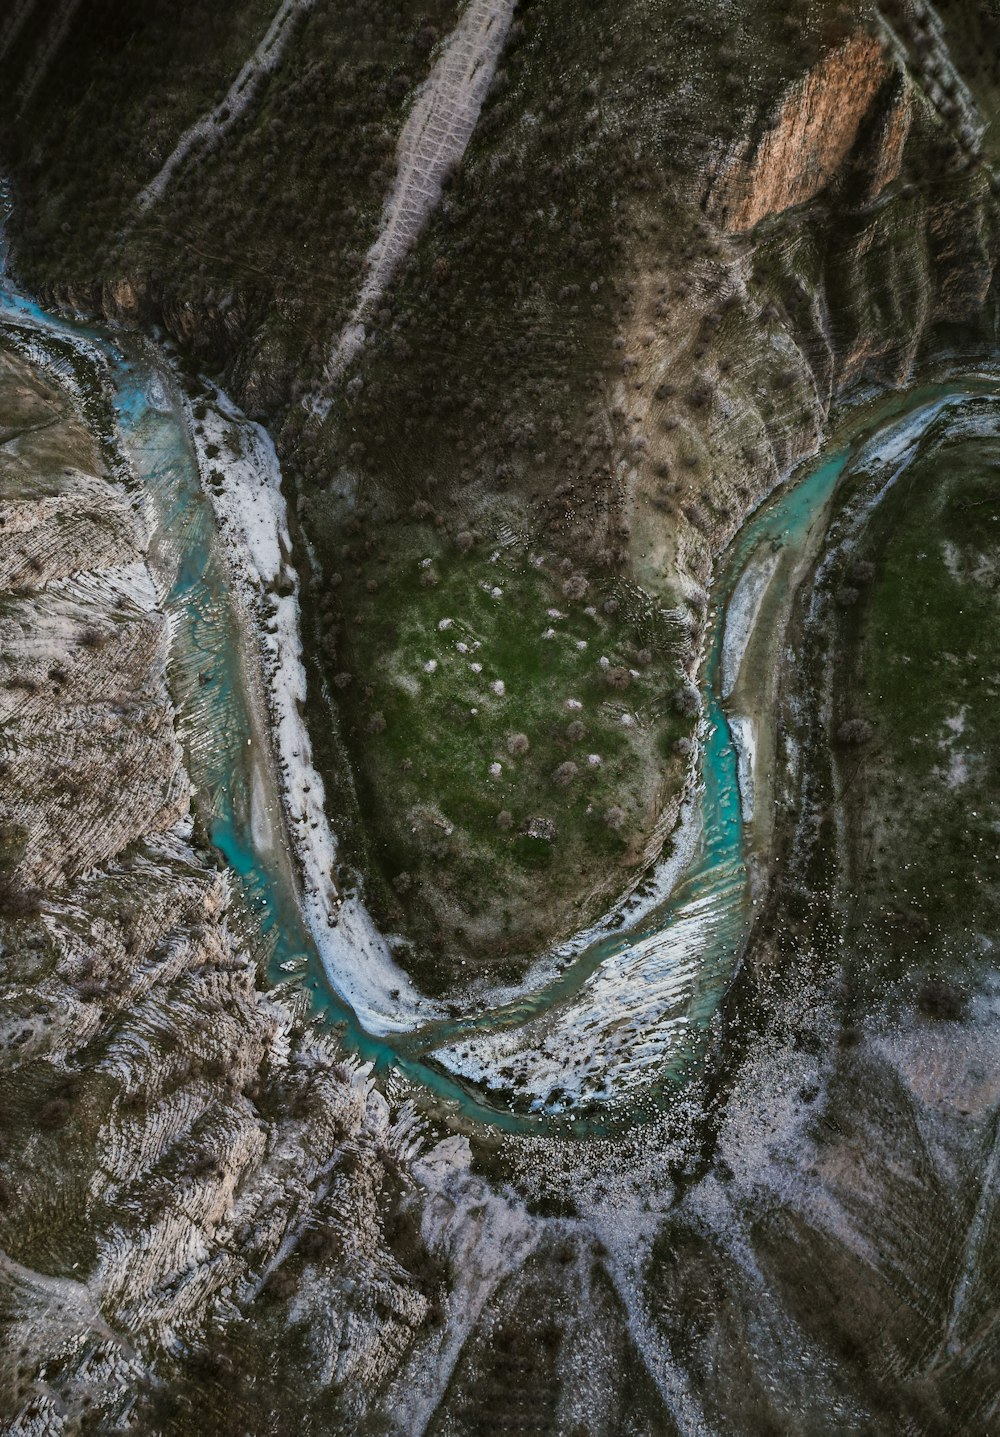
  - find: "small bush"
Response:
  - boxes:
[37,1097,71,1129]
[506,732,530,756]
[263,1267,298,1303]
[673,683,700,718]
[837,718,873,746]
[0,880,41,919]
[552,761,578,787]
[0,823,28,871]
[917,977,965,1021]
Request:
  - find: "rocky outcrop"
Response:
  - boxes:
[713,33,893,232]
[856,71,913,205]
[0,346,186,886]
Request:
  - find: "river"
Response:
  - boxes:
[2,204,992,1136]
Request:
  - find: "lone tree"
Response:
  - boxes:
[674,683,700,717]
[837,718,873,746]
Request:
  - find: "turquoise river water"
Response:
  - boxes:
[1,227,983,1137]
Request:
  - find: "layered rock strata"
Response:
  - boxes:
[0,343,444,1432]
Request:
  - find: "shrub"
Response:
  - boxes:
[682,500,710,531]
[673,683,700,717]
[0,880,40,919]
[263,1267,298,1303]
[837,718,873,746]
[917,977,965,1021]
[37,1097,71,1129]
[506,732,530,756]
[605,805,626,829]
[565,720,585,742]
[552,761,578,786]
[606,666,631,691]
[0,822,28,871]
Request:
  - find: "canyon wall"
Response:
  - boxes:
[0,342,449,1434]
[713,33,893,231]
[1,3,1000,1430]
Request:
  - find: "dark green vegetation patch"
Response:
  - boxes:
[307,511,690,990]
[833,401,1000,1008]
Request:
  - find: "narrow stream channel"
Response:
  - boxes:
[2,209,990,1136]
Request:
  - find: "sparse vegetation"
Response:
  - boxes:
[833,403,1000,1002]
[305,513,688,987]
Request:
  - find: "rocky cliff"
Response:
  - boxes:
[0,341,454,1434]
[712,33,894,231]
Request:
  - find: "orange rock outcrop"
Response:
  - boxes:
[714,33,892,231]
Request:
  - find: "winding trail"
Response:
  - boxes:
[0,0,37,67]
[15,0,82,111]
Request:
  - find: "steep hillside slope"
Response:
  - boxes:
[0,340,450,1436]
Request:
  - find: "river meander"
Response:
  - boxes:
[2,223,993,1136]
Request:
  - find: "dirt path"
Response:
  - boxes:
[15,0,82,110]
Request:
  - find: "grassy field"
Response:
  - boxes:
[307,510,691,989]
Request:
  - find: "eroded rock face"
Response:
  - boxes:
[714,33,892,232]
[0,344,442,1433]
[857,71,913,205]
